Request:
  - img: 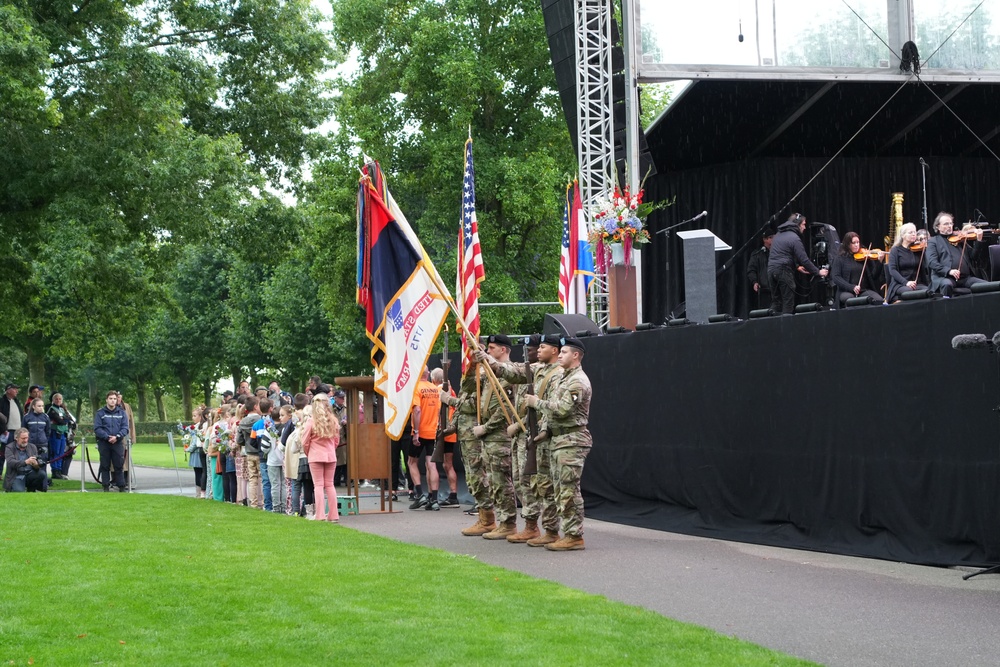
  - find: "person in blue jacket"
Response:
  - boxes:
[94,390,130,492]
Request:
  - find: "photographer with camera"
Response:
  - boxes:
[4,428,46,492]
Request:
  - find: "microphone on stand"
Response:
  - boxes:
[919,157,929,167]
[974,208,985,223]
[691,210,708,222]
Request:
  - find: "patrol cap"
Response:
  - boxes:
[540,334,562,348]
[487,334,512,348]
[559,336,586,352]
[524,334,542,347]
[333,389,346,398]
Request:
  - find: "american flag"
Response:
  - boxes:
[559,180,592,314]
[458,137,484,369]
[558,182,576,310]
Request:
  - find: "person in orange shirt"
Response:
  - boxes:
[408,369,442,510]
[431,367,459,506]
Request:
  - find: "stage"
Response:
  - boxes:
[581,291,1000,566]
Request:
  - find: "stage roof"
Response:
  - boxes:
[644,78,1000,172]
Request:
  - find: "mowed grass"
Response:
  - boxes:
[125,441,187,468]
[0,496,817,667]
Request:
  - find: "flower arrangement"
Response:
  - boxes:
[214,426,233,455]
[176,422,199,449]
[588,183,670,272]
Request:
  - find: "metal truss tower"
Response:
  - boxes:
[574,0,614,329]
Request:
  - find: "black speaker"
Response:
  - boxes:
[971,281,1000,294]
[899,289,929,301]
[543,313,602,337]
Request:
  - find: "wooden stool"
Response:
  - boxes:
[337,495,359,516]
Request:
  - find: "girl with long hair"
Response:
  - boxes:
[300,394,339,522]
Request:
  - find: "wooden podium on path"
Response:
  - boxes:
[335,376,397,514]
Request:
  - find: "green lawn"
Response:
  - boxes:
[126,441,187,468]
[0,495,817,667]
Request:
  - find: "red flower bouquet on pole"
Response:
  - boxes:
[588,183,669,273]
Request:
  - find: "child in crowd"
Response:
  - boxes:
[186,406,207,498]
[266,404,286,513]
[300,393,339,522]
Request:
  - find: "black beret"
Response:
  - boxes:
[560,336,586,352]
[524,334,542,347]
[540,334,562,347]
[487,334,512,347]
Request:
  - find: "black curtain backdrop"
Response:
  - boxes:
[642,157,1000,323]
[581,292,1000,566]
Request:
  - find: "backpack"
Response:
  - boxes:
[258,428,273,456]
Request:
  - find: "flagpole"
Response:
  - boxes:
[419,263,525,432]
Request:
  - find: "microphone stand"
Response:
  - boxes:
[717,213,779,278]
[920,158,929,230]
[657,212,706,321]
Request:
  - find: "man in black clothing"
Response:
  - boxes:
[747,229,775,309]
[767,213,829,314]
[927,211,986,297]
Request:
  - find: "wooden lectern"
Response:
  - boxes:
[335,376,397,513]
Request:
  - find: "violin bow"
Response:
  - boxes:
[857,243,872,290]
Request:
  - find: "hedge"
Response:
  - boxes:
[77,421,192,437]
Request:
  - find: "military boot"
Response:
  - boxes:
[526,529,560,547]
[545,535,585,551]
[461,508,496,536]
[507,518,540,543]
[483,519,517,540]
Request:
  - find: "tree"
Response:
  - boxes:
[318,0,577,342]
[0,0,336,383]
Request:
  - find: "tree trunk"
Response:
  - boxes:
[178,368,193,421]
[75,397,83,423]
[25,346,46,388]
[231,366,242,391]
[202,379,213,408]
[154,386,166,421]
[136,377,148,422]
[88,373,99,417]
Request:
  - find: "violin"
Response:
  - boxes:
[853,249,885,261]
[948,230,988,245]
[908,242,927,252]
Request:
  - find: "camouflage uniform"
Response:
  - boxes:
[477,373,516,524]
[496,360,563,533]
[446,372,491,510]
[535,364,592,538]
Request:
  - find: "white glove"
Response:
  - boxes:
[439,389,450,403]
[472,425,487,438]
[506,422,522,438]
[524,394,540,409]
[472,348,489,363]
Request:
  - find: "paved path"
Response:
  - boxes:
[129,467,1000,666]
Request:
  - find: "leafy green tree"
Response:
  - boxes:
[0,0,336,383]
[318,0,577,342]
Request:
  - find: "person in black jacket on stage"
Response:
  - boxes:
[927,212,985,297]
[767,213,829,314]
[746,229,774,309]
[832,232,885,305]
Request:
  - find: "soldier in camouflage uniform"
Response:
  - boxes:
[525,336,591,551]
[483,333,563,545]
[472,334,518,540]
[443,363,495,535]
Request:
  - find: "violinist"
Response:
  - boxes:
[927,212,985,297]
[886,223,928,303]
[831,232,884,305]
